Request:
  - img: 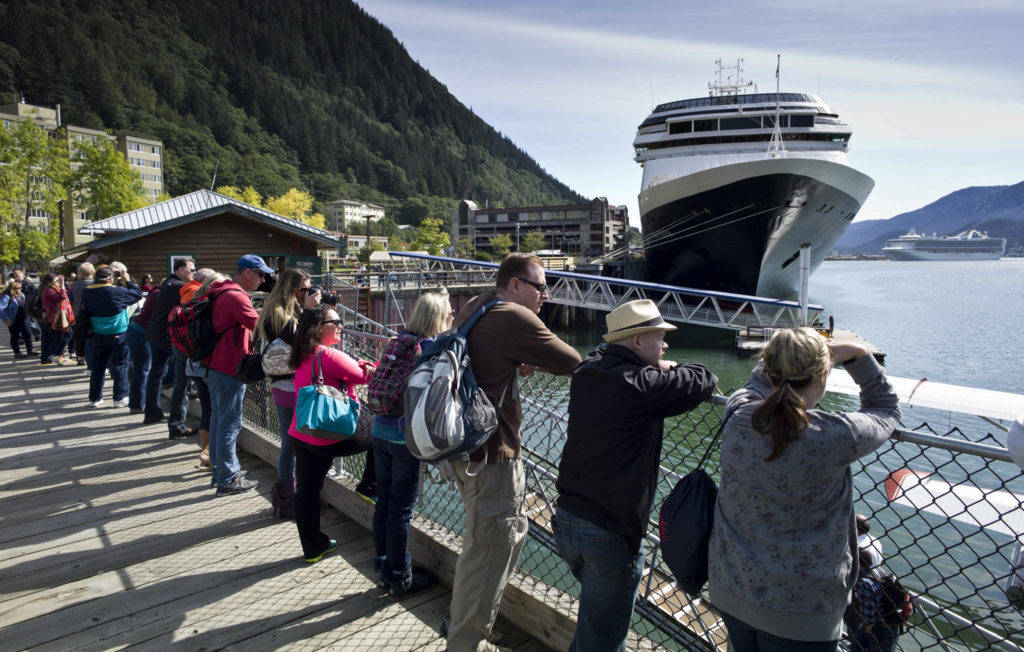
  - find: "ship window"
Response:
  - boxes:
[720,117,762,130]
[693,119,717,132]
[789,115,814,128]
[668,121,692,134]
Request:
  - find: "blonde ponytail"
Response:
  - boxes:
[751,327,830,461]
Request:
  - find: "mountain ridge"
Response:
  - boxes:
[836,180,1024,253]
[0,0,583,223]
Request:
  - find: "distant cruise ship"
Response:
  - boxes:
[634,58,874,298]
[881,229,1006,261]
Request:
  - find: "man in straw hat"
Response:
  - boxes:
[554,299,717,652]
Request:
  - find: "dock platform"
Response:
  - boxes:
[0,352,540,651]
[736,327,886,362]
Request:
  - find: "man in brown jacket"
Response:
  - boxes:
[445,253,581,652]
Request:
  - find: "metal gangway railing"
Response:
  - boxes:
[388,252,825,331]
[240,313,1024,651]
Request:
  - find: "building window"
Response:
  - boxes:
[496,213,508,222]
[475,214,489,224]
[152,145,160,155]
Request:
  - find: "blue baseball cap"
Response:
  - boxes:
[237,254,274,275]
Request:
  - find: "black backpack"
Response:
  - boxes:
[879,574,914,626]
[658,420,725,596]
[26,289,44,320]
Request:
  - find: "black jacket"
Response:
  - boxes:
[556,344,717,552]
[145,276,184,345]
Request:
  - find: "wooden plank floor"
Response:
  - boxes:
[0,347,538,651]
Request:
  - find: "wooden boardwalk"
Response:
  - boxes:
[0,351,540,651]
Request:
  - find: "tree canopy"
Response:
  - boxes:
[0,0,583,233]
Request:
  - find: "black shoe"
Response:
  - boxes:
[168,427,197,439]
[215,476,258,495]
[354,481,377,504]
[142,413,167,424]
[390,568,437,598]
[129,408,144,415]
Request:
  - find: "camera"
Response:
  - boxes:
[321,291,340,306]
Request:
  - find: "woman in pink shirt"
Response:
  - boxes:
[288,305,376,563]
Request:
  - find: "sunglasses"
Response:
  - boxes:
[322,319,342,326]
[515,276,548,293]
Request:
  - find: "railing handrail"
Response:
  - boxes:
[390,251,826,310]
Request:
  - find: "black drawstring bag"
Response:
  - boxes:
[658,419,725,596]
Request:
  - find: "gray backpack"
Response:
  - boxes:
[404,299,505,464]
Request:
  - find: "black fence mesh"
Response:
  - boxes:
[240,323,1024,652]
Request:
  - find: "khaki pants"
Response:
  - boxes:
[447,458,529,652]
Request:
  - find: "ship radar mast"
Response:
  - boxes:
[708,58,756,96]
[766,54,787,159]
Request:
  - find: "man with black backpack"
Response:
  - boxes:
[847,548,910,651]
[444,253,581,652]
[554,300,716,652]
[143,258,195,436]
[204,254,270,495]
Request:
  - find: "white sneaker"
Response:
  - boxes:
[89,399,105,408]
[113,397,129,408]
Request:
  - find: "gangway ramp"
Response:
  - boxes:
[391,252,824,332]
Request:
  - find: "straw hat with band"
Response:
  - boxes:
[603,299,677,343]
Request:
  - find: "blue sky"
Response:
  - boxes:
[360,0,1024,225]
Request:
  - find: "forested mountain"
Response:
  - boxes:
[836,180,1024,254]
[0,0,582,223]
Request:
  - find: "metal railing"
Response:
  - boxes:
[240,325,1024,652]
[388,252,826,332]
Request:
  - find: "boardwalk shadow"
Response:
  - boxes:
[0,510,276,594]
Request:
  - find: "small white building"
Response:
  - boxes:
[326,199,386,231]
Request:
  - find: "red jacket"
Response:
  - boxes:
[207,279,259,376]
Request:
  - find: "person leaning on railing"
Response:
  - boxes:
[286,304,377,563]
[255,268,321,518]
[708,329,900,651]
[445,253,582,652]
[554,299,718,652]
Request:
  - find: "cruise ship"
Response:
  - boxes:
[634,59,874,298]
[881,229,1006,261]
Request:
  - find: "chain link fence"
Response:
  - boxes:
[239,313,1024,651]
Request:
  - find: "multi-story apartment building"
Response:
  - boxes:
[0,102,164,248]
[118,135,163,200]
[325,199,385,232]
[452,197,628,256]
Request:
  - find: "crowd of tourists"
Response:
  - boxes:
[2,251,908,652]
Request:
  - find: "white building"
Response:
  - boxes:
[326,199,386,231]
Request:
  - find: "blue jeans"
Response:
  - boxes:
[721,612,838,652]
[275,404,296,482]
[553,507,644,652]
[144,342,173,419]
[168,349,189,432]
[372,434,421,590]
[126,325,151,411]
[206,368,246,487]
[85,333,129,402]
[850,623,898,652]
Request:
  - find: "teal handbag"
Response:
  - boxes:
[295,349,360,439]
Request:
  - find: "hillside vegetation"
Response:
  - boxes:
[837,180,1024,254]
[0,0,582,224]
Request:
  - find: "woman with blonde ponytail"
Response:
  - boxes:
[708,328,900,651]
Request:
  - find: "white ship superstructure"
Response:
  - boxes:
[882,229,1006,261]
[635,58,874,298]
